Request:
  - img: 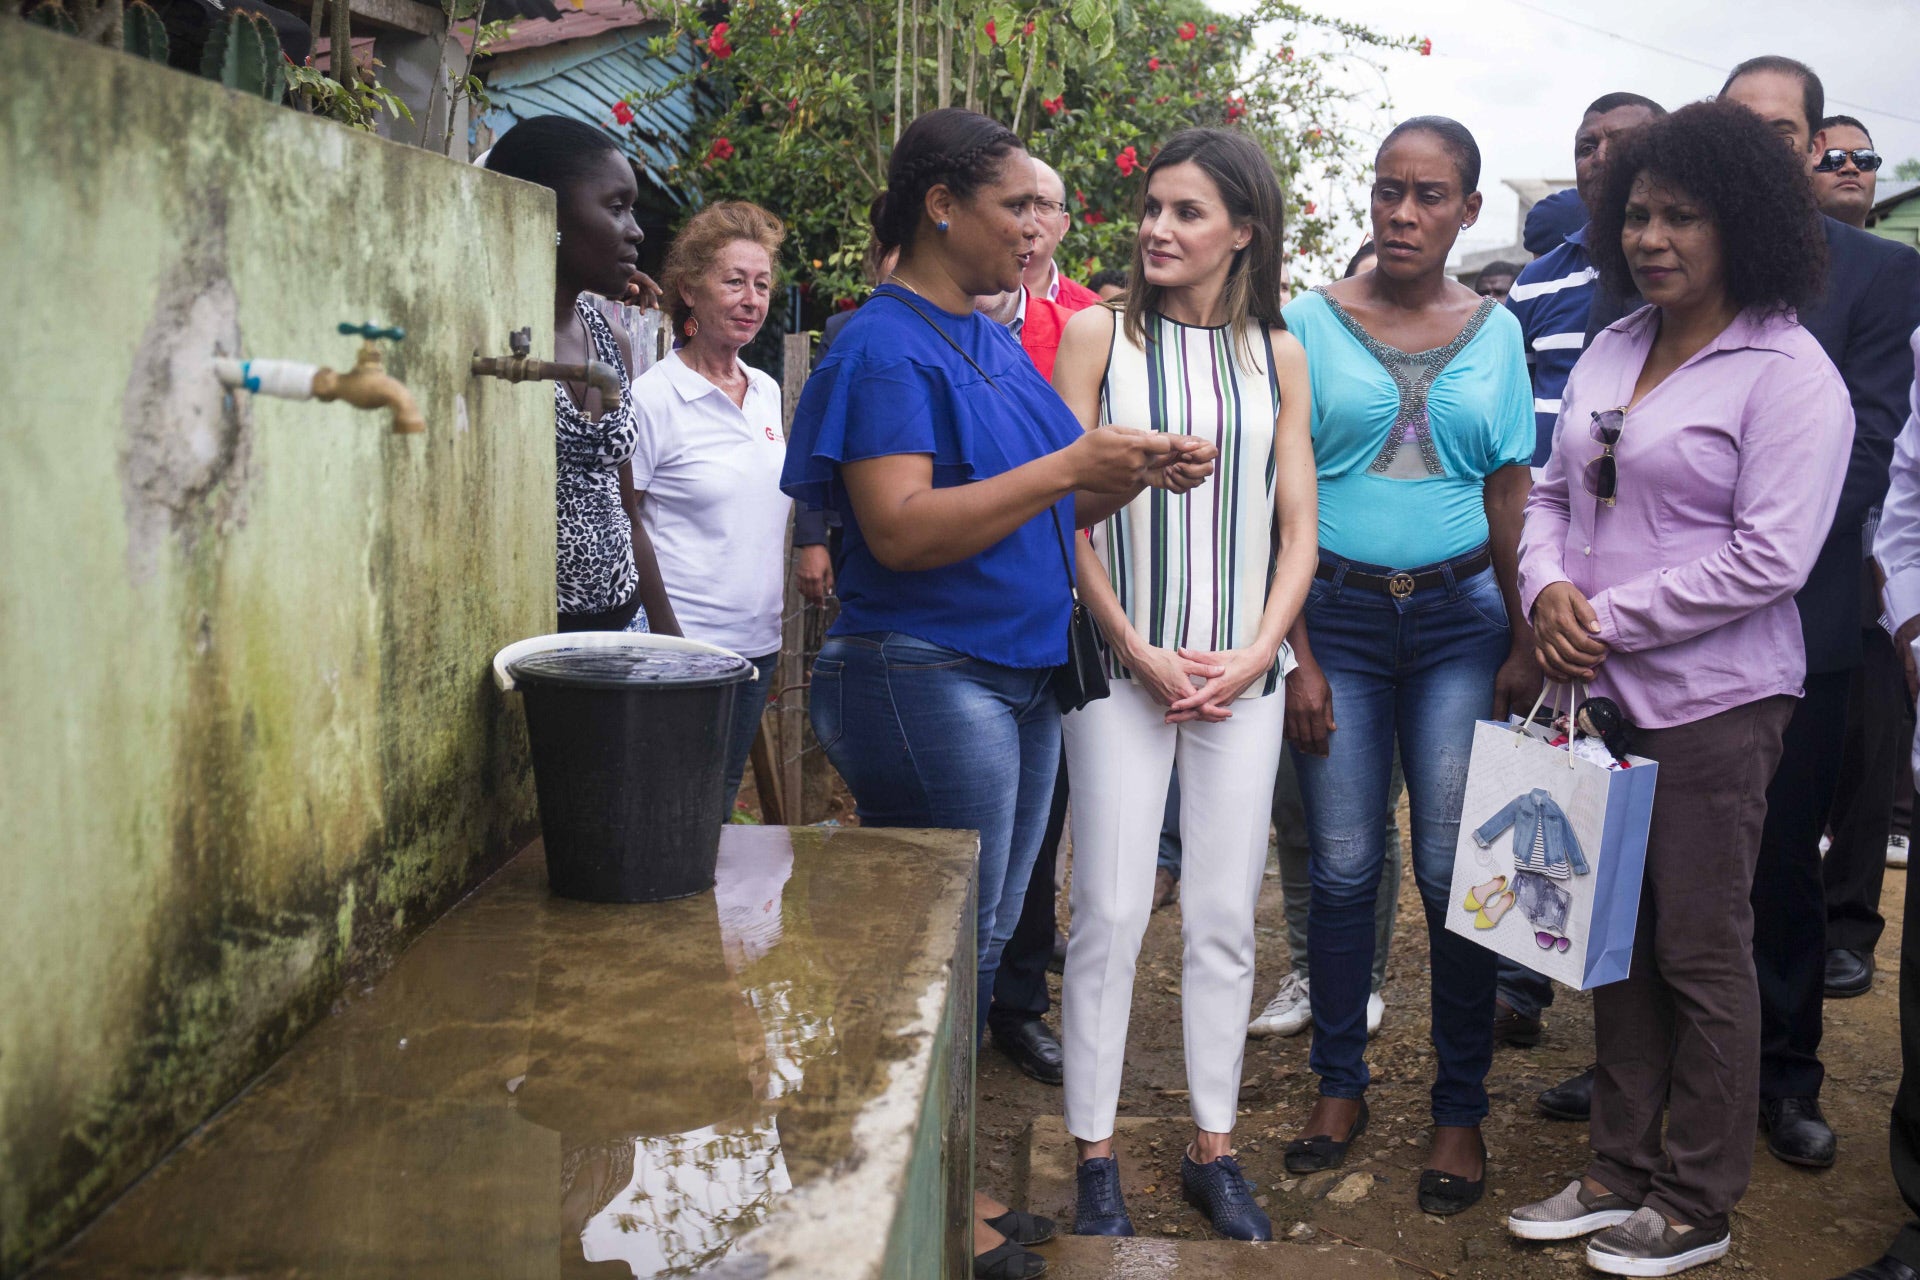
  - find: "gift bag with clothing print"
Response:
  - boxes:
[1444,700,1659,989]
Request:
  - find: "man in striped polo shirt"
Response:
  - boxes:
[1492,91,1665,1061]
[1504,92,1667,470]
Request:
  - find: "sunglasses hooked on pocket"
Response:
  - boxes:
[1582,406,1626,507]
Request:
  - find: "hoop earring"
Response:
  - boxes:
[683,316,699,338]
[935,220,950,232]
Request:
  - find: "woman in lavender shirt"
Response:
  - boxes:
[1506,102,1853,1275]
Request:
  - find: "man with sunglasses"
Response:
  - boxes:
[1813,117,1883,230]
[1718,56,1920,1174]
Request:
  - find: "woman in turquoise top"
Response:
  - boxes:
[1277,117,1538,1218]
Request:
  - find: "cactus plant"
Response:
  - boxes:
[199,9,286,101]
[120,0,167,63]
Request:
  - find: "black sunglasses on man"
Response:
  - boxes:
[1814,148,1882,173]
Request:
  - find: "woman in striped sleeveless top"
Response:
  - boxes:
[1050,128,1320,1243]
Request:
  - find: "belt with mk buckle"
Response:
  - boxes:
[1314,545,1493,600]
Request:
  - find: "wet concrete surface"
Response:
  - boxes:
[35,826,977,1279]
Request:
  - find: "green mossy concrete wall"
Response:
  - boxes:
[0,27,557,1274]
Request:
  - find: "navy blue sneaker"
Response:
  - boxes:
[1181,1150,1272,1241]
[1073,1157,1134,1236]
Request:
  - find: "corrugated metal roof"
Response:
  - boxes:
[461,0,656,54]
[478,23,717,206]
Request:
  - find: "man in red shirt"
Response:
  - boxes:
[1027,157,1104,313]
[975,285,1071,382]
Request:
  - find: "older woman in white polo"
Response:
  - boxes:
[629,201,790,814]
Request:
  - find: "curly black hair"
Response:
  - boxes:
[1588,99,1826,317]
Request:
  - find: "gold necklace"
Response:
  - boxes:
[887,271,934,299]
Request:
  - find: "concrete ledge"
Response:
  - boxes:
[37,827,978,1278]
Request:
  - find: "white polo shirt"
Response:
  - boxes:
[629,350,790,658]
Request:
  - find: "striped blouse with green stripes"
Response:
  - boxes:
[1094,311,1297,696]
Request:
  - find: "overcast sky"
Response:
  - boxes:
[1225,0,1920,266]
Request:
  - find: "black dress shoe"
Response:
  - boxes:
[1762,1096,1837,1167]
[991,1018,1064,1086]
[1493,999,1543,1048]
[1538,1066,1594,1121]
[1833,1254,1920,1280]
[1826,948,1876,999]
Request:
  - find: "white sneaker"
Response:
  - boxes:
[1891,834,1910,869]
[1366,990,1385,1038]
[1249,972,1311,1037]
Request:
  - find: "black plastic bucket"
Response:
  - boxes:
[495,633,756,903]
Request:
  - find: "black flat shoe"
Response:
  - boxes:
[1284,1099,1368,1174]
[974,1240,1047,1279]
[984,1209,1055,1247]
[1418,1133,1487,1216]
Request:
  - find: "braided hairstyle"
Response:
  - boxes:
[870,108,1025,254]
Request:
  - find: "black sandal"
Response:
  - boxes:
[1417,1132,1487,1215]
[973,1239,1048,1279]
[1284,1099,1369,1174]
[984,1209,1055,1246]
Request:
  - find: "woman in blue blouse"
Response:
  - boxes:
[781,107,1210,1280]
[1278,117,1538,1217]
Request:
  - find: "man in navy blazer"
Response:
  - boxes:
[1722,56,1920,1174]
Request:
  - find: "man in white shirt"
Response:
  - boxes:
[1835,328,1920,1280]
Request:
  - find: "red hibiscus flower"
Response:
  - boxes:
[1041,96,1064,116]
[787,97,800,110]
[1304,201,1317,215]
[1115,145,1139,176]
[984,18,996,43]
[702,21,732,58]
[1154,95,1167,104]
[1224,96,1245,121]
[1084,210,1107,225]
[789,8,801,31]
[836,297,858,312]
[1205,23,1217,35]
[1419,36,1432,55]
[707,136,735,162]
[1147,55,1160,70]
[1075,189,1087,204]
[611,100,634,125]
[1022,19,1034,35]
[1177,20,1197,40]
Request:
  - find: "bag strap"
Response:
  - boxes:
[873,290,1080,595]
[1515,681,1586,768]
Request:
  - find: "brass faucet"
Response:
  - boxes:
[211,322,424,435]
[321,324,424,434]
[471,327,622,399]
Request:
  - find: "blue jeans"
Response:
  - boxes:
[721,651,781,817]
[1158,769,1183,878]
[809,632,1061,1035]
[1294,556,1510,1126]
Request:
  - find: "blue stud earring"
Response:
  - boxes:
[935,219,950,232]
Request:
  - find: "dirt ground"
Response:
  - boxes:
[971,820,1912,1280]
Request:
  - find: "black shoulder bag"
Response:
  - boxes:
[874,291,1111,713]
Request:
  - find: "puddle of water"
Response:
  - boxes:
[44,826,969,1279]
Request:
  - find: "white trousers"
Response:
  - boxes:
[1060,679,1288,1140]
